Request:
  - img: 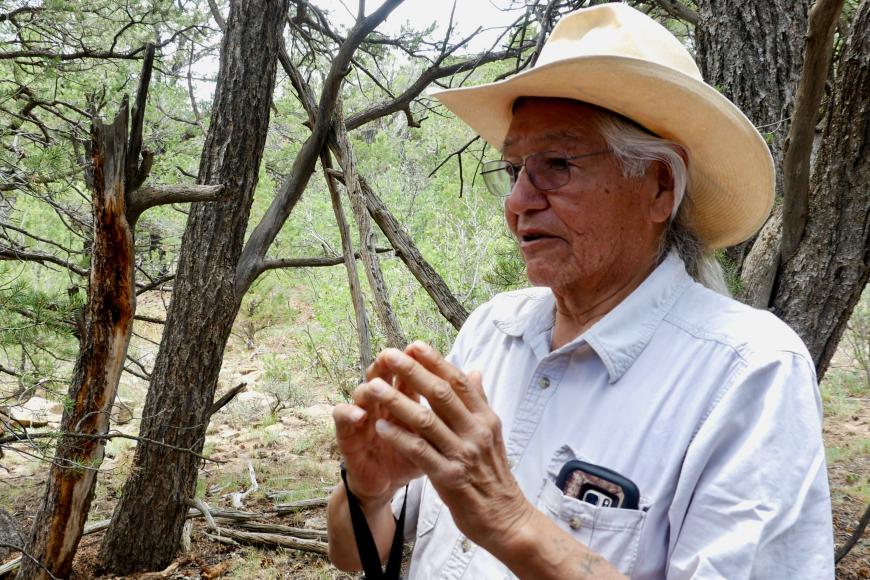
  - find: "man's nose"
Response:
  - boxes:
[505,168,548,214]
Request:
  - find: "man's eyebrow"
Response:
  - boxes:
[502,129,596,152]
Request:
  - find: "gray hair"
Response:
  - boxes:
[586,109,731,296]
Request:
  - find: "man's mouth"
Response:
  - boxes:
[520,232,555,242]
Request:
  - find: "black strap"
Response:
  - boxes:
[341,465,407,580]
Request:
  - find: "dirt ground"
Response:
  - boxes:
[1,291,868,579]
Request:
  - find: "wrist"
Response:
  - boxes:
[341,467,394,515]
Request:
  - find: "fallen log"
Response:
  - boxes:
[273,497,328,514]
[210,527,328,555]
[233,521,327,541]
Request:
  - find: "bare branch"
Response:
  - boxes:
[206,0,227,32]
[346,47,530,130]
[646,0,699,26]
[0,544,59,580]
[0,430,221,463]
[133,314,166,325]
[234,0,405,295]
[136,273,175,294]
[208,382,247,417]
[126,43,156,191]
[127,184,225,220]
[257,247,393,275]
[836,501,870,563]
[0,246,88,276]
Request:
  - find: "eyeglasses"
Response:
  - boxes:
[480,150,609,197]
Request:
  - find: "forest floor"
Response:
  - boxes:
[1,289,868,579]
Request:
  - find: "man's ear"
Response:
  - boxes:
[649,161,675,225]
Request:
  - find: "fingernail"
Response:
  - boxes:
[384,350,402,365]
[370,380,386,395]
[349,407,365,422]
[375,419,395,435]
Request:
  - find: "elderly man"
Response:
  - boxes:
[327,4,834,579]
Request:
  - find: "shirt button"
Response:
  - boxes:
[538,376,551,389]
[507,457,516,468]
[461,537,472,552]
[569,516,583,530]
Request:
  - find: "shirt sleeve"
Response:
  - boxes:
[666,351,835,579]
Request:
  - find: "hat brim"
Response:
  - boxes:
[431,55,774,249]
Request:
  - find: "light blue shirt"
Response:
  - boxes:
[395,253,834,579]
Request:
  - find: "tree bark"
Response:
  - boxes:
[773,0,870,377]
[696,0,811,272]
[17,104,135,580]
[97,0,287,572]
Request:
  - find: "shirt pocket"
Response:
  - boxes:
[537,478,650,576]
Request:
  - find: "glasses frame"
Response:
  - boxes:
[480,149,609,197]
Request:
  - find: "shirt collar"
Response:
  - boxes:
[493,252,694,383]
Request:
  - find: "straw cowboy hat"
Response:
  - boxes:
[431,3,774,249]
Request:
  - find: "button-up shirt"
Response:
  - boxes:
[394,253,834,579]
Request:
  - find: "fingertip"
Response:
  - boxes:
[379,347,404,367]
[349,406,366,422]
[374,418,396,436]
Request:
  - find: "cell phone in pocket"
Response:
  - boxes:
[555,460,640,510]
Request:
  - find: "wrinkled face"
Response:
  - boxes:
[503,98,673,296]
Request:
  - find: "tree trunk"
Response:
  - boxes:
[772,0,870,377]
[97,0,286,572]
[696,0,811,273]
[18,104,136,580]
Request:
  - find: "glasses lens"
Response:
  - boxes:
[526,151,572,191]
[481,160,513,197]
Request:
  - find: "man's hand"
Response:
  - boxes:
[358,341,535,549]
[333,357,424,506]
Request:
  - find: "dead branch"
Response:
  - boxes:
[274,496,329,514]
[346,45,530,130]
[0,430,221,463]
[836,501,870,563]
[208,382,247,417]
[0,505,268,576]
[326,169,468,329]
[127,184,225,221]
[204,533,239,546]
[322,148,373,374]
[334,100,407,348]
[206,0,227,31]
[188,498,218,531]
[126,43,155,190]
[0,246,89,276]
[781,0,845,262]
[209,527,328,554]
[136,273,175,294]
[646,0,699,26]
[0,544,59,579]
[233,521,327,540]
[531,0,560,66]
[255,247,393,276]
[230,461,259,509]
[0,25,202,62]
[133,314,166,325]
